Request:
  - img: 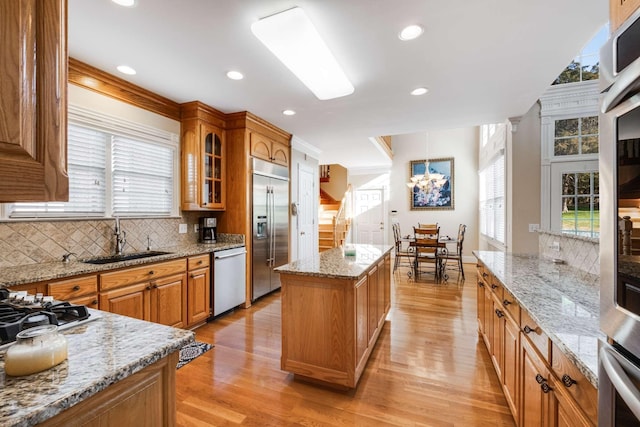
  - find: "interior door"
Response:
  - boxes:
[354,189,385,245]
[297,164,315,260]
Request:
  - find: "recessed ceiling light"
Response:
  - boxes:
[112,0,136,7]
[282,110,296,116]
[399,24,424,41]
[251,7,354,100]
[226,71,244,80]
[116,65,136,75]
[411,87,429,96]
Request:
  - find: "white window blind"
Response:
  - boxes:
[112,136,174,216]
[479,154,505,244]
[9,124,107,218]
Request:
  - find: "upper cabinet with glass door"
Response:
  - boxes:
[180,102,226,211]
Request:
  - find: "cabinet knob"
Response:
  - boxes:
[149,270,155,275]
[541,382,553,394]
[92,299,98,305]
[72,285,81,291]
[153,284,158,289]
[190,274,196,279]
[502,299,511,306]
[146,285,152,290]
[491,284,498,290]
[523,325,534,334]
[482,272,488,278]
[495,309,504,318]
[561,374,577,388]
[535,373,545,384]
[478,282,484,288]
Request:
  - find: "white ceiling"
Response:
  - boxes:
[68,0,608,169]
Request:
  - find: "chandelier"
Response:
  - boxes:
[406,133,447,192]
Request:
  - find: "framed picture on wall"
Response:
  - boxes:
[408,158,454,210]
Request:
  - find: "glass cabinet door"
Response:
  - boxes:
[201,125,223,208]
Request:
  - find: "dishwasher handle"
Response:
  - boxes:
[214,250,247,260]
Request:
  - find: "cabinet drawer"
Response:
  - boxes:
[48,276,98,300]
[521,309,550,363]
[100,259,187,291]
[551,343,598,421]
[488,275,503,300]
[68,294,99,309]
[501,288,520,324]
[188,254,210,270]
[477,263,490,284]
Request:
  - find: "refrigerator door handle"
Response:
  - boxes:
[270,186,276,267]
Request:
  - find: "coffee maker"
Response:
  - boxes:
[199,217,217,243]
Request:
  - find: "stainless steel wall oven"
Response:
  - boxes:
[600,6,640,426]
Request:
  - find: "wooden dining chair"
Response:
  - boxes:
[413,225,442,281]
[392,223,414,272]
[444,224,467,279]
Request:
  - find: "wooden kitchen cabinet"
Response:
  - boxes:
[186,254,211,327]
[0,0,69,202]
[610,0,640,31]
[520,336,552,427]
[250,132,289,167]
[99,259,188,328]
[47,274,99,309]
[180,101,226,211]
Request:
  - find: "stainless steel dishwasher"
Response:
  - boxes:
[213,247,247,316]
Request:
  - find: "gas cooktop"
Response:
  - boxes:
[0,289,93,348]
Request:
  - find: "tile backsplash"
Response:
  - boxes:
[538,230,599,275]
[0,212,208,268]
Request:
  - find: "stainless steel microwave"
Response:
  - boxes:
[599,6,640,426]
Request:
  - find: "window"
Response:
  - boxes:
[561,171,599,237]
[5,108,178,219]
[479,154,505,244]
[554,115,599,156]
[553,24,608,84]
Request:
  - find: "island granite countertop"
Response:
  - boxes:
[0,309,194,427]
[275,244,394,279]
[474,250,602,388]
[0,240,245,289]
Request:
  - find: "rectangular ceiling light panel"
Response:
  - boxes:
[251,7,354,100]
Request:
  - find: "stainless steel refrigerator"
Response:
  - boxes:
[252,158,289,301]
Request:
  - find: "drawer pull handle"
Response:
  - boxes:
[523,325,534,334]
[72,285,81,291]
[198,260,203,265]
[541,382,553,394]
[149,270,155,275]
[491,284,498,289]
[146,285,152,290]
[478,282,484,288]
[495,309,504,318]
[482,272,488,278]
[92,299,98,305]
[562,374,577,388]
[153,284,158,289]
[502,299,511,306]
[535,373,545,384]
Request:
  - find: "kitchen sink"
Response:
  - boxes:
[82,251,172,265]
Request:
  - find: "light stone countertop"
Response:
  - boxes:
[474,250,602,388]
[275,244,394,279]
[0,309,194,427]
[0,241,245,289]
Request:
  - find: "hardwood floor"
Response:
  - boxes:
[176,265,516,426]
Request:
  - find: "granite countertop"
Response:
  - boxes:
[0,241,245,289]
[275,244,394,279]
[0,309,194,427]
[473,250,602,388]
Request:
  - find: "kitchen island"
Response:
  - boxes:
[0,310,194,427]
[276,244,392,388]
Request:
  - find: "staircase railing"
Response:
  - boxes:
[333,184,352,247]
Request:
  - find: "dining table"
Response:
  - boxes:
[402,235,458,280]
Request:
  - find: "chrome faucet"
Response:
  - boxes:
[114,217,127,255]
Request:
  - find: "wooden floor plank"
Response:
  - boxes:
[176,265,516,426]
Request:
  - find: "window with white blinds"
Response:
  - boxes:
[479,154,505,244]
[112,136,174,216]
[6,109,178,219]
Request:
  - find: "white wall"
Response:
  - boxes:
[390,128,479,262]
